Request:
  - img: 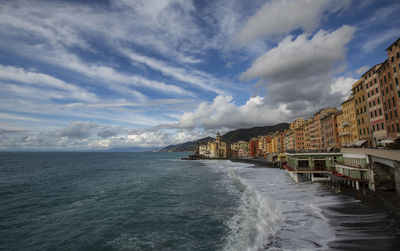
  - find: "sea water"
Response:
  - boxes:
[0,152,398,250]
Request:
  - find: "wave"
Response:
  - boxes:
[201,160,282,250]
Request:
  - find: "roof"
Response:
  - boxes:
[386,37,400,51]
[361,63,382,78]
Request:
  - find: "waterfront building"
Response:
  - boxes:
[204,132,229,158]
[271,135,278,153]
[283,153,343,183]
[339,95,359,146]
[304,119,312,150]
[294,126,305,151]
[285,130,295,152]
[352,79,371,147]
[277,131,287,153]
[363,64,387,146]
[290,118,305,130]
[380,38,400,139]
[199,144,208,156]
[249,138,258,157]
[309,108,338,150]
[320,111,340,149]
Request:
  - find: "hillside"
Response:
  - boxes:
[221,123,289,144]
[158,136,214,152]
[158,123,289,152]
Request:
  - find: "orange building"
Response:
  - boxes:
[249,138,258,157]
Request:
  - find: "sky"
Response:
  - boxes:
[0,0,399,151]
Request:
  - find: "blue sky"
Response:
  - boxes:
[0,0,399,150]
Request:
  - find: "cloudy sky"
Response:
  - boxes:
[0,0,399,150]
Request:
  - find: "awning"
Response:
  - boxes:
[380,139,394,144]
[354,140,367,147]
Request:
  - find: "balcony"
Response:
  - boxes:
[338,132,351,136]
[342,121,350,127]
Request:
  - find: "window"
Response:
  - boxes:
[385,113,388,120]
[386,86,389,94]
[298,160,309,168]
[374,78,377,84]
[381,123,384,130]
[375,110,377,117]
[393,96,396,106]
[368,92,370,98]
[355,99,358,105]
[389,100,391,109]
[367,127,369,134]
[397,123,400,132]
[362,95,365,101]
[378,98,380,104]
[362,117,364,124]
[371,111,373,118]
[395,110,398,117]
[377,123,380,130]
[363,128,366,135]
[396,78,399,86]
[392,124,395,133]
[364,106,367,113]
[359,97,361,103]
[398,91,400,98]
[390,111,393,119]
[369,102,372,108]
[358,119,360,125]
[379,108,382,115]
[390,84,393,91]
[376,87,379,93]
[384,102,387,109]
[359,129,362,135]
[394,67,397,73]
[372,124,375,131]
[373,100,376,106]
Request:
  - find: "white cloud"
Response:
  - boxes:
[330,76,357,97]
[232,0,351,47]
[167,95,291,130]
[241,25,355,81]
[355,66,370,76]
[0,65,98,102]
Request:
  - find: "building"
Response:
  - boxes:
[352,79,371,147]
[320,111,340,149]
[339,95,359,146]
[304,119,312,150]
[309,108,338,150]
[249,138,258,157]
[290,118,305,130]
[285,130,295,152]
[380,38,400,139]
[363,64,387,146]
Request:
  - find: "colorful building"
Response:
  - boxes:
[320,111,340,149]
[339,95,359,146]
[352,79,371,147]
[363,64,387,146]
[380,38,400,139]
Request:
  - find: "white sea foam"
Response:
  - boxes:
[201,160,282,251]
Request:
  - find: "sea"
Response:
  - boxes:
[0,152,399,250]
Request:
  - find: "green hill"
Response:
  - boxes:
[221,123,289,144]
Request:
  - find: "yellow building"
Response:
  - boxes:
[290,118,305,130]
[339,95,359,146]
[352,79,371,147]
[304,119,312,150]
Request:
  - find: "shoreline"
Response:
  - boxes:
[233,158,400,230]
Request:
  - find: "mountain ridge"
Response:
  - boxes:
[158,123,289,152]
